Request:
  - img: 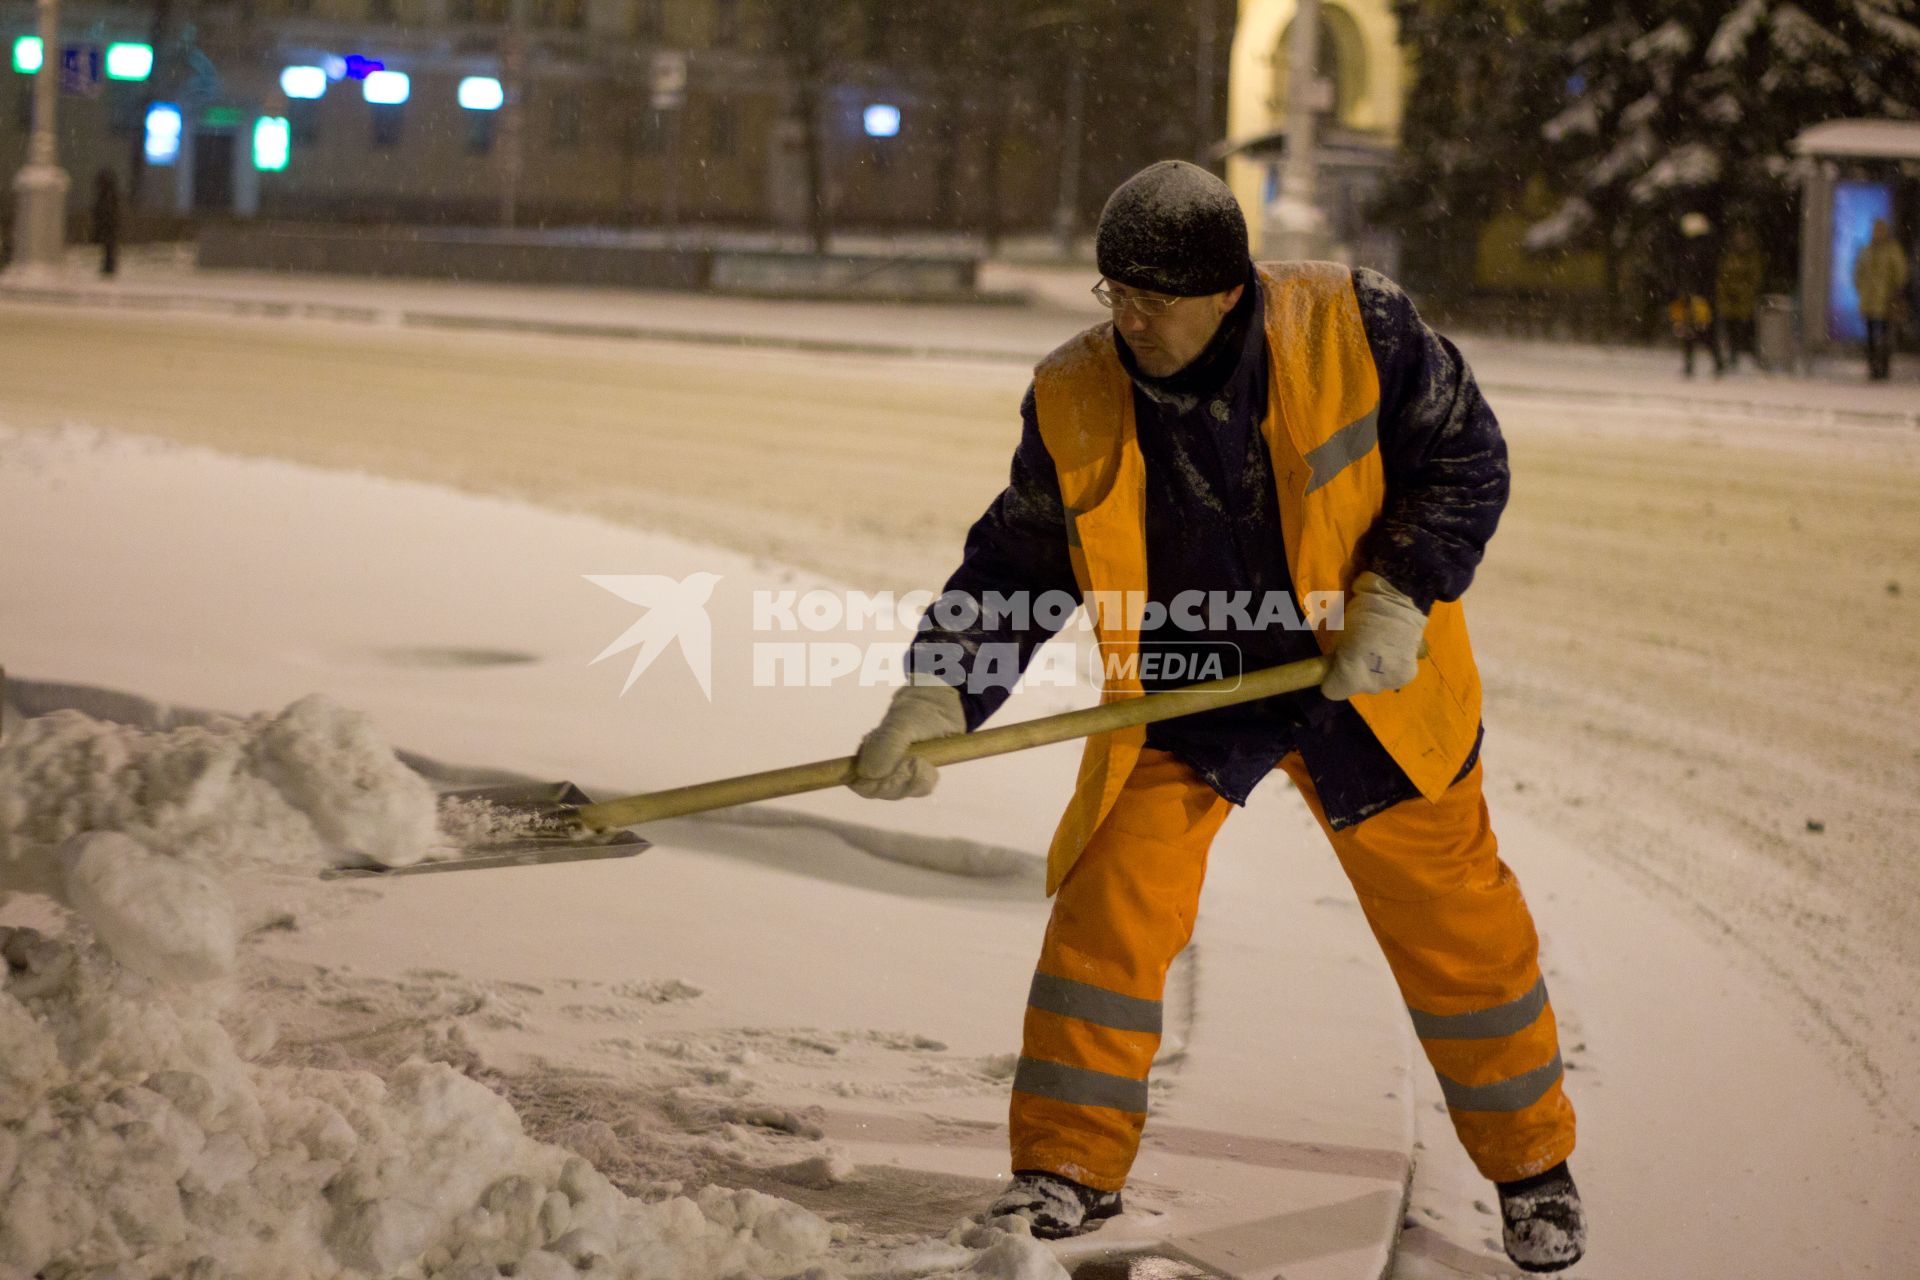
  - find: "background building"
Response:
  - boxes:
[2,0,1235,245]
[1224,0,1404,266]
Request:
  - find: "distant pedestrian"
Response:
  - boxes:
[91,169,120,278]
[1669,212,1723,377]
[1853,219,1910,381]
[1715,226,1765,371]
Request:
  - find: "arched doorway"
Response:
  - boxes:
[1267,3,1370,132]
[1225,0,1406,258]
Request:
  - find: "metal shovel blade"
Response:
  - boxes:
[321,781,649,879]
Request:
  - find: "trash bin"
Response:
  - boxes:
[1756,293,1798,373]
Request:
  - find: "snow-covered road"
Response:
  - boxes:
[3,299,1917,1276]
[0,424,1417,1280]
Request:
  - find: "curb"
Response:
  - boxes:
[9,281,1915,430]
[0,283,1041,366]
[1480,377,1920,431]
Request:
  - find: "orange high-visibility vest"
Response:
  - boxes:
[1030,261,1483,895]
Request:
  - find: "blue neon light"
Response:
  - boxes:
[1829,181,1896,344]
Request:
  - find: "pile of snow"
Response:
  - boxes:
[0,922,853,1278]
[0,700,1065,1280]
[1,694,442,872]
[0,696,439,981]
[0,695,440,880]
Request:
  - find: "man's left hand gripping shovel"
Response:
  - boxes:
[335,645,1423,878]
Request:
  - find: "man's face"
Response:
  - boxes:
[1104,281,1246,378]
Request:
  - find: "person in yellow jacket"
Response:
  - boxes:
[850,161,1582,1273]
[1854,218,1910,381]
[1669,211,1724,377]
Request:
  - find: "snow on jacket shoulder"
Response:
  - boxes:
[912,266,1508,730]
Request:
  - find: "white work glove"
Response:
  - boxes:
[1321,572,1427,701]
[850,681,966,800]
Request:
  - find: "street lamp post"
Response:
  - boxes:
[8,0,71,279]
[498,0,529,229]
[1194,0,1218,164]
[1271,0,1329,261]
[1051,21,1086,257]
[1017,6,1088,259]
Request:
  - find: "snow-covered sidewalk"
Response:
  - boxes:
[0,426,1417,1279]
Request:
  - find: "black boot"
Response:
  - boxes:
[986,1170,1123,1239]
[1496,1161,1586,1273]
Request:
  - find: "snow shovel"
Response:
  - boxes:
[322,779,654,879]
[368,646,1409,876]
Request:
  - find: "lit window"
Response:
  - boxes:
[458,76,503,110]
[363,69,410,104]
[144,103,183,164]
[863,104,900,138]
[253,116,291,171]
[105,43,153,81]
[11,35,43,74]
[281,65,328,99]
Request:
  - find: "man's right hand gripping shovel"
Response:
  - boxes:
[850,679,968,800]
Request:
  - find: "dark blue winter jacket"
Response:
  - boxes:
[911,267,1507,827]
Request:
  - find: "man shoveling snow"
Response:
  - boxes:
[851,160,1586,1274]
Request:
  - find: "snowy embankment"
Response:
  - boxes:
[0,424,1414,1280]
[0,692,1069,1280]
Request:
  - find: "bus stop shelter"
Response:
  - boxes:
[1793,118,1920,353]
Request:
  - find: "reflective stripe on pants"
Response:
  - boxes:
[1010,749,1231,1192]
[1280,754,1576,1182]
[1010,749,1576,1191]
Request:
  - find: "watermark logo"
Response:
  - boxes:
[1092,642,1242,688]
[587,583,1343,696]
[586,572,721,698]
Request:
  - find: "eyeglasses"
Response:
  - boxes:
[1091,281,1185,316]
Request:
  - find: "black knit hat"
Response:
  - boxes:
[1095,160,1250,298]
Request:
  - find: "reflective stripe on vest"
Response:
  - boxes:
[1030,261,1483,896]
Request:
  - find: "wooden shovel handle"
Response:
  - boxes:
[571,645,1419,832]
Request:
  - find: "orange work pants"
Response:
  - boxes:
[1009,748,1575,1190]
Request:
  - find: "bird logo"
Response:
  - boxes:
[585,572,723,698]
